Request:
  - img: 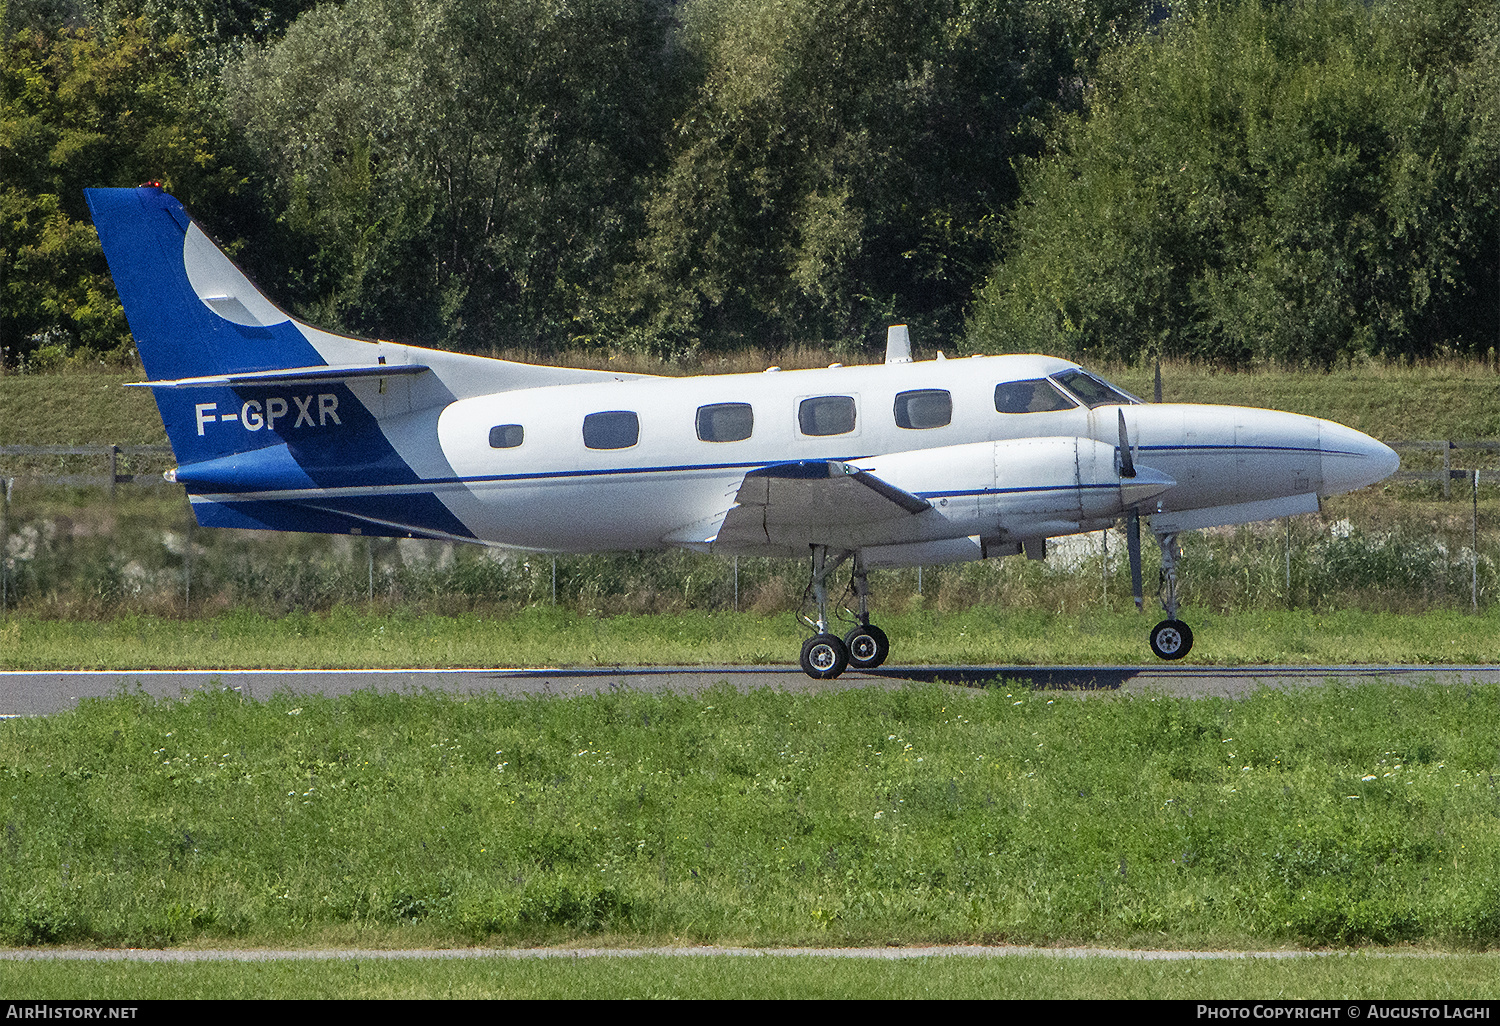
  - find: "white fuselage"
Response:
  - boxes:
[421,354,1397,558]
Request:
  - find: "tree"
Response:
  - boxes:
[615,0,1156,357]
[0,17,238,369]
[968,0,1499,367]
[224,0,681,352]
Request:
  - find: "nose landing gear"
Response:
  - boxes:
[1149,618,1193,659]
[1148,530,1193,660]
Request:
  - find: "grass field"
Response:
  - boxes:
[3,682,1499,952]
[6,358,1500,445]
[4,950,1500,999]
[5,605,1500,668]
[6,361,1500,996]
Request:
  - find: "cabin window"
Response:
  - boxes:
[696,402,754,442]
[488,424,524,448]
[1050,369,1141,408]
[583,410,640,449]
[798,395,856,436]
[994,379,1077,414]
[894,389,952,429]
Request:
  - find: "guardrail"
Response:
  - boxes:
[1383,440,1498,497]
[0,444,174,495]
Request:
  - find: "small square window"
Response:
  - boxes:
[583,410,640,449]
[489,424,524,448]
[894,389,952,429]
[697,403,754,442]
[798,395,856,436]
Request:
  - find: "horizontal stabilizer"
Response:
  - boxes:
[128,363,430,389]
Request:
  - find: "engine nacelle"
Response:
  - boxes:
[859,436,1173,547]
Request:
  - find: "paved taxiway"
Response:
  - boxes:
[4,664,1499,716]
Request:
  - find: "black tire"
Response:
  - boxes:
[1149,619,1194,660]
[800,633,849,679]
[843,624,889,669]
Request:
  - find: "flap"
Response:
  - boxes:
[714,460,930,549]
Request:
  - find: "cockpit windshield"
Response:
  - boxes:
[1049,369,1142,409]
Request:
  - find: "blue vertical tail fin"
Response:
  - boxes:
[87,186,351,467]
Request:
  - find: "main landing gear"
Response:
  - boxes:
[798,547,888,679]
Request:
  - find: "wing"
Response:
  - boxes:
[711,460,931,555]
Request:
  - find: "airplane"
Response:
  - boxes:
[86,184,1400,678]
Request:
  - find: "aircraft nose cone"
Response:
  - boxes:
[1320,422,1400,495]
[1121,464,1176,508]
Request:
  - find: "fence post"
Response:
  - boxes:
[1444,441,1453,499]
[108,444,119,501]
[0,477,10,615]
[1473,469,1480,614]
[733,555,739,612]
[183,517,194,607]
[1285,519,1292,606]
[1101,528,1108,606]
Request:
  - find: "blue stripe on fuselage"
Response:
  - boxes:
[192,492,474,539]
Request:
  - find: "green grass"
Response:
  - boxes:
[5,606,1500,669]
[3,682,1500,951]
[4,951,1500,998]
[1104,361,1500,441]
[6,359,1500,447]
[0,373,165,446]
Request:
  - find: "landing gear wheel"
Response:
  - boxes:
[1149,620,1194,661]
[843,624,889,670]
[800,633,849,679]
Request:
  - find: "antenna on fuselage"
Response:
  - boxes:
[885,324,913,364]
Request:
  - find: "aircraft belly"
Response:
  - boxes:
[458,471,738,551]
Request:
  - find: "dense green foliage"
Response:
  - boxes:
[224,0,679,349]
[969,0,1500,367]
[0,16,239,369]
[3,683,1499,948]
[0,0,1494,367]
[610,0,1152,354]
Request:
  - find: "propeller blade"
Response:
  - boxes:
[1117,408,1136,478]
[1127,510,1144,611]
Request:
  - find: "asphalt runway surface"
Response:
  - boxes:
[5,663,1500,716]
